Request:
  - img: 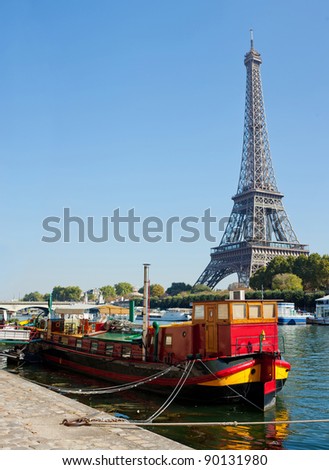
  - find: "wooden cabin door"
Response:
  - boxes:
[205,304,217,354]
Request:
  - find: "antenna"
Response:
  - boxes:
[250,29,254,49]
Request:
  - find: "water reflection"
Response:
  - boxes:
[148,403,291,450]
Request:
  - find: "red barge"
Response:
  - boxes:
[32,284,290,412]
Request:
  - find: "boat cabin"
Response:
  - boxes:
[150,297,279,363]
[315,295,329,324]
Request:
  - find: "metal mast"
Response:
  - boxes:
[196,32,308,288]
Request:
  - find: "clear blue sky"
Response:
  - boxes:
[0,0,328,299]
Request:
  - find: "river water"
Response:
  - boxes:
[1,324,329,450]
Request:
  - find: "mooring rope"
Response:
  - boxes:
[22,363,182,395]
[145,360,195,422]
[62,417,329,427]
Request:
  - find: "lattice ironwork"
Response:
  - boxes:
[196,33,308,288]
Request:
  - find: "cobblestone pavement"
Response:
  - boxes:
[0,370,190,450]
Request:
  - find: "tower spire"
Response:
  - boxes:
[195,39,308,288]
[250,28,254,49]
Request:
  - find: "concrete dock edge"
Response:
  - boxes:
[0,370,190,450]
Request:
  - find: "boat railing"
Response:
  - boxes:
[52,332,147,361]
[279,334,286,353]
[234,333,278,355]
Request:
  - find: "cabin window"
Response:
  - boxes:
[105,344,114,356]
[232,304,246,319]
[165,335,173,346]
[64,323,76,334]
[218,303,229,320]
[76,339,82,349]
[90,341,98,353]
[263,304,275,318]
[122,346,131,358]
[249,305,261,319]
[194,305,205,320]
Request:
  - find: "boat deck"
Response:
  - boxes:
[88,331,142,342]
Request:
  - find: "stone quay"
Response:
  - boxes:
[0,370,190,450]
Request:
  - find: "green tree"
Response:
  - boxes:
[299,253,321,290]
[250,253,329,292]
[272,273,303,291]
[266,256,294,281]
[22,291,44,301]
[100,285,116,301]
[319,255,329,290]
[292,253,328,290]
[52,286,82,301]
[166,282,192,296]
[150,284,165,297]
[308,253,329,290]
[191,284,212,293]
[249,266,268,290]
[292,254,309,287]
[115,282,133,296]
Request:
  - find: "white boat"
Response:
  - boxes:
[160,309,192,322]
[310,295,329,325]
[277,302,307,325]
[135,309,192,323]
[0,324,38,344]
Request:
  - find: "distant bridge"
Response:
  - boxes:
[0,301,73,314]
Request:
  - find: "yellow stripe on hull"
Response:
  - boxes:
[275,364,290,380]
[198,365,261,387]
[198,363,289,388]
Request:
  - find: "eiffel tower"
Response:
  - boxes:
[196,32,308,288]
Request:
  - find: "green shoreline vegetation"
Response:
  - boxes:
[20,253,328,313]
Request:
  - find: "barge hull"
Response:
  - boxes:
[40,345,287,410]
